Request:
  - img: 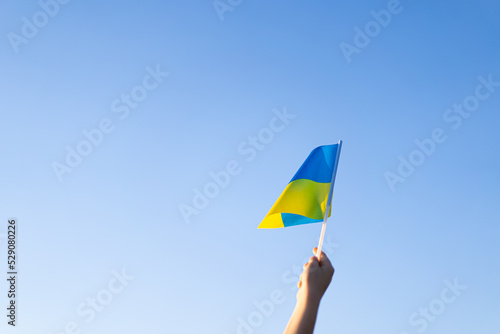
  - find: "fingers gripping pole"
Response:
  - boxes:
[316,140,342,261]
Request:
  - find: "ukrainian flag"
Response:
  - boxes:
[258,143,341,229]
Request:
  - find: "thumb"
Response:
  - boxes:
[313,247,332,267]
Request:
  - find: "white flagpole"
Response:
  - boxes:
[316,140,342,261]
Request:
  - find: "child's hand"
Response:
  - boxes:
[297,248,334,303]
[285,248,335,333]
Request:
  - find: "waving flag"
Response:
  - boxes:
[258,142,342,229]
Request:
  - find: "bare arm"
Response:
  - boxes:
[284,248,334,334]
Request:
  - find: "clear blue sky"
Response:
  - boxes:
[1,0,499,333]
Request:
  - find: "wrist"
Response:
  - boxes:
[297,291,322,309]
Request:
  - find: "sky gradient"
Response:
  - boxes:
[1,0,499,333]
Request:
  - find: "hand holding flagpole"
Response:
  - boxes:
[316,140,342,261]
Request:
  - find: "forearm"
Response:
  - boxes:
[284,297,321,334]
